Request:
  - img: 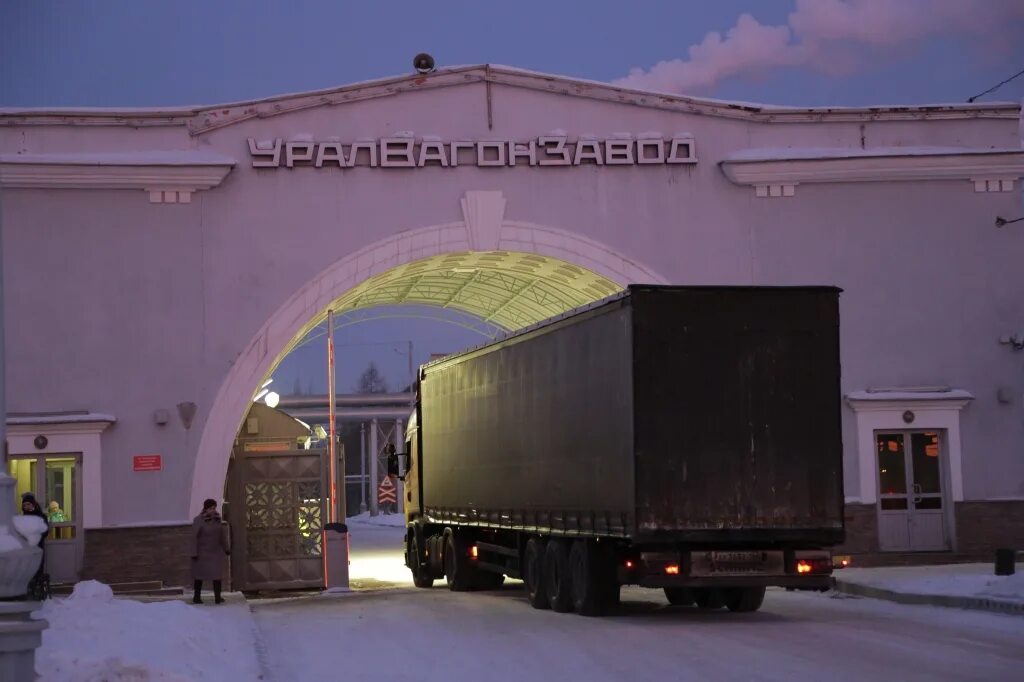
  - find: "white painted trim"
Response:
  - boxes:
[6,419,113,529]
[846,391,973,504]
[0,153,234,200]
[720,150,1024,192]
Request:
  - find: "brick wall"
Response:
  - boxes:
[834,503,878,554]
[82,525,192,588]
[955,501,1024,554]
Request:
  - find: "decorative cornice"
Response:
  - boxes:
[0,152,235,203]
[720,148,1024,197]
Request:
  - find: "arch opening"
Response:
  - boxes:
[193,223,667,517]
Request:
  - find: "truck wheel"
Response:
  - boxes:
[663,587,694,606]
[523,537,550,609]
[444,530,476,591]
[693,588,725,610]
[544,539,574,612]
[724,586,766,613]
[409,534,434,588]
[475,571,505,590]
[569,540,613,616]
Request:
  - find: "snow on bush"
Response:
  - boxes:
[35,581,261,682]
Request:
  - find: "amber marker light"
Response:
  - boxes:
[796,560,812,574]
[471,545,479,560]
[665,564,680,575]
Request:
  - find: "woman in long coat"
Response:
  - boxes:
[190,498,230,604]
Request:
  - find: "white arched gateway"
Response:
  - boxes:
[1,65,1022,587]
[192,216,667,515]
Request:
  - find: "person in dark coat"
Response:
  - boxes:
[21,493,49,547]
[190,498,230,604]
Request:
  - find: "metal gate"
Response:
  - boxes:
[227,446,328,591]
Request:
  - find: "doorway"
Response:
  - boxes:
[8,454,83,583]
[876,431,949,551]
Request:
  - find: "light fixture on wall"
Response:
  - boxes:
[177,402,197,430]
[264,392,280,409]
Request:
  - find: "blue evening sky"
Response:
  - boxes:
[2,1,1022,394]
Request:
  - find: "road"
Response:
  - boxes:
[251,521,1024,682]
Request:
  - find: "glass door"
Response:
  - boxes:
[8,455,82,584]
[875,431,948,552]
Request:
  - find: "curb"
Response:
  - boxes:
[833,579,1024,616]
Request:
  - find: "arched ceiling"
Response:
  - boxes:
[281,251,624,361]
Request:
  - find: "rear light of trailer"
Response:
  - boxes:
[664,564,680,575]
[470,545,478,560]
[625,560,634,569]
[792,552,832,575]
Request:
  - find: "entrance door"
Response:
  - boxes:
[8,455,83,583]
[876,432,948,551]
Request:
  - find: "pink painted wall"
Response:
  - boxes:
[1,74,1022,526]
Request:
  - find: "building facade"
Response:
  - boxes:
[1,65,1023,586]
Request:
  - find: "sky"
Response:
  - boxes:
[3,0,1023,394]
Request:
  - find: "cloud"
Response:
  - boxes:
[614,0,1024,94]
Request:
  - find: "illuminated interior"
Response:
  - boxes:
[269,251,625,387]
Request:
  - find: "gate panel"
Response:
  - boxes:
[228,447,327,591]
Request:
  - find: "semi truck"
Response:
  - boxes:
[389,285,844,616]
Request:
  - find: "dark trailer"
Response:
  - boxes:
[398,285,844,615]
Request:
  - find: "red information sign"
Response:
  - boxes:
[378,475,397,505]
[133,455,162,472]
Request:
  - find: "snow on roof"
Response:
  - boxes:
[725,147,1023,162]
[845,389,974,402]
[0,65,1018,125]
[7,412,116,425]
[0,150,237,166]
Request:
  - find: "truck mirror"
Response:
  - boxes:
[387,452,400,478]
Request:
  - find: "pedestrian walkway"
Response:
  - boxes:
[833,562,1024,615]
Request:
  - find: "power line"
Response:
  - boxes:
[967,65,1024,103]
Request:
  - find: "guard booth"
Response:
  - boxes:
[225,403,332,591]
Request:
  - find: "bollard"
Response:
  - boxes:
[994,548,1016,576]
[323,522,350,591]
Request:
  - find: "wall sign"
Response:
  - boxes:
[133,454,162,472]
[249,134,697,169]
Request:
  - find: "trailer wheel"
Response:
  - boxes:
[724,586,766,613]
[569,540,614,616]
[663,587,695,606]
[409,534,434,589]
[444,530,476,591]
[692,588,725,610]
[522,537,550,609]
[543,539,574,612]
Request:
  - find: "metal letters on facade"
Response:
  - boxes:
[248,135,697,169]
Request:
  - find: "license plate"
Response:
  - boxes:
[690,550,783,576]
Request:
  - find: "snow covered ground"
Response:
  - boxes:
[30,531,1024,682]
[33,581,261,682]
[253,585,1024,682]
[839,562,1024,602]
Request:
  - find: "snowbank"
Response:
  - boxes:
[840,563,1024,603]
[34,581,261,681]
[346,511,407,528]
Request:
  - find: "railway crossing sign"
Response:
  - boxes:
[378,474,397,505]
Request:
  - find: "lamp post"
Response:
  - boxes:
[0,185,48,676]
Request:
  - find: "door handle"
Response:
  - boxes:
[913,483,922,503]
